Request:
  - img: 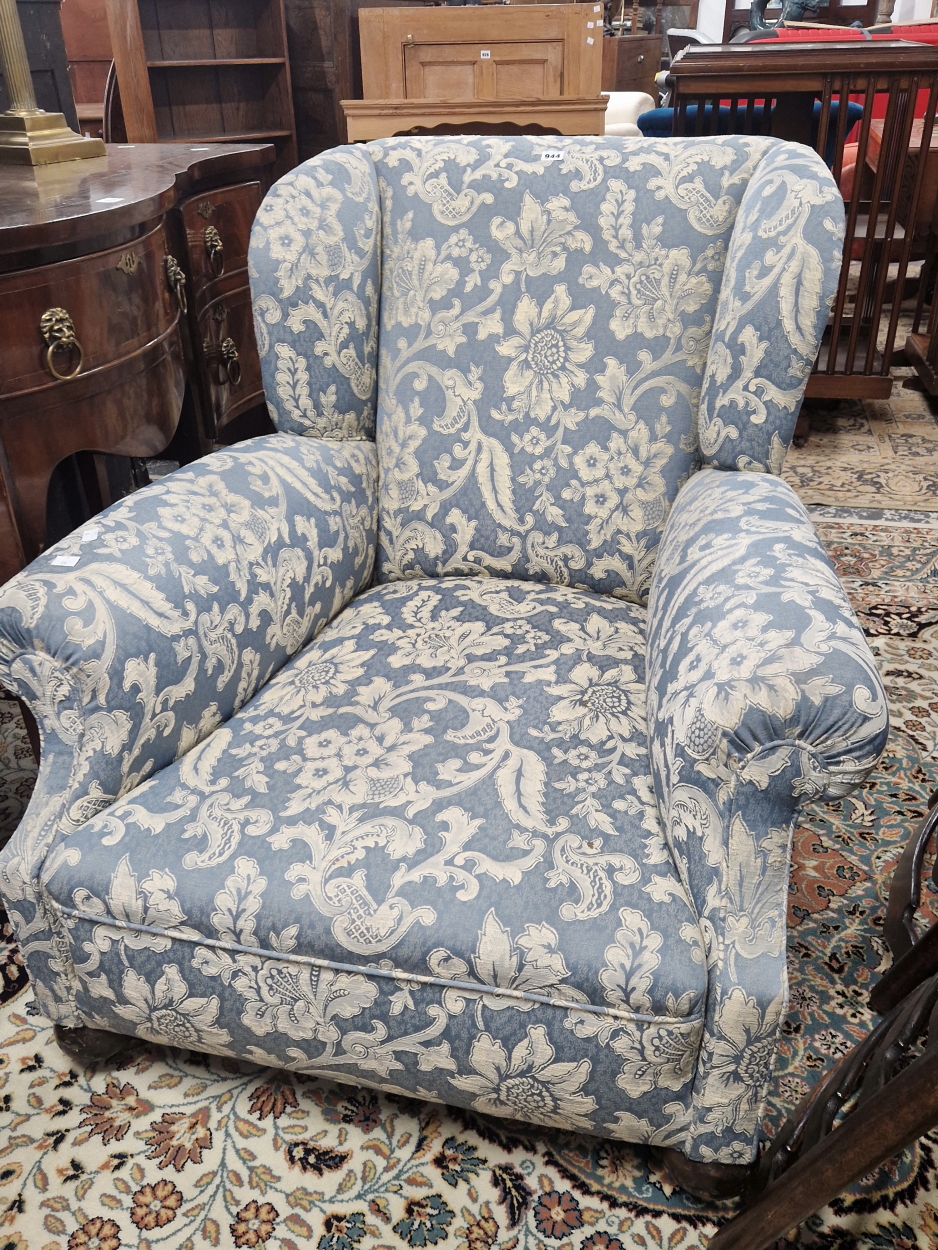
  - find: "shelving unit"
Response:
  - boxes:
[104,0,297,178]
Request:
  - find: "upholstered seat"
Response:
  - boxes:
[44,576,708,1131]
[0,135,889,1177]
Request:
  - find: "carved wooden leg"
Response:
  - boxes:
[650,1148,754,1201]
[708,973,938,1250]
[53,1024,132,1067]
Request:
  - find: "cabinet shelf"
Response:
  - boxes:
[106,0,298,178]
[147,58,286,68]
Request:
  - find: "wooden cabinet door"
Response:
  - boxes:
[360,6,601,100]
[404,40,564,100]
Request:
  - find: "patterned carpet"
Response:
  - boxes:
[2,411,938,1248]
[783,373,938,512]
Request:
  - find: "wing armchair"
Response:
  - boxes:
[0,136,888,1197]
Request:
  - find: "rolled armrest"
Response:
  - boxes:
[648,469,887,817]
[0,433,376,1022]
[645,468,887,1161]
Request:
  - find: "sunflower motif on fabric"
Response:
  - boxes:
[497,286,594,421]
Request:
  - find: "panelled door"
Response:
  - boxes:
[403,40,564,99]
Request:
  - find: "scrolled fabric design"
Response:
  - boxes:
[368,135,789,604]
[698,144,846,472]
[40,576,711,1141]
[644,468,888,1160]
[250,146,381,438]
[0,434,377,1023]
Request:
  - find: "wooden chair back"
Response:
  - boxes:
[670,41,938,397]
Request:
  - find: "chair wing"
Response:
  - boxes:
[698,142,845,472]
[249,145,381,439]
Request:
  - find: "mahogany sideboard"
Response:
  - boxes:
[0,141,275,584]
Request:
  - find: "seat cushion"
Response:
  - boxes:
[369,135,774,602]
[43,579,706,1138]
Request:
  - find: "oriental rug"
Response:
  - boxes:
[0,505,937,1250]
[783,373,938,513]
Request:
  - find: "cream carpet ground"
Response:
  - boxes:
[783,371,938,512]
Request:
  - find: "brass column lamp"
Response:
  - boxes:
[0,0,105,164]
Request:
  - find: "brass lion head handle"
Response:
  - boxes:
[220,337,241,386]
[40,307,83,381]
[204,225,224,276]
[164,255,188,314]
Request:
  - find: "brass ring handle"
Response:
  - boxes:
[221,337,241,386]
[204,225,224,276]
[40,307,83,381]
[164,255,188,314]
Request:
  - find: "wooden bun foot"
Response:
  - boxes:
[53,1023,132,1066]
[651,1147,755,1202]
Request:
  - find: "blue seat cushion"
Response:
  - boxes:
[638,100,863,167]
[42,578,707,1136]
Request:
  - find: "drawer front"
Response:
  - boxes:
[198,281,264,435]
[181,182,263,308]
[603,35,659,95]
[0,224,180,398]
[1,332,186,573]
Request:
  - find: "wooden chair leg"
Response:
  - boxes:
[871,791,938,1015]
[53,1024,132,1067]
[709,974,938,1250]
[792,408,811,447]
[651,1148,754,1202]
[708,1047,938,1250]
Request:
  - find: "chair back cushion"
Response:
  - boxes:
[370,135,772,602]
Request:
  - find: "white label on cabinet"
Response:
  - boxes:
[480,49,490,58]
[586,35,594,43]
[541,150,563,161]
[587,20,594,27]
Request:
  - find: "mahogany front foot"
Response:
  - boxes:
[651,1147,755,1202]
[53,1024,132,1067]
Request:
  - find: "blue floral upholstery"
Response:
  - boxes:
[0,136,888,1168]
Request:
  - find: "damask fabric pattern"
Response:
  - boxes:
[250,134,843,602]
[250,144,380,440]
[698,143,845,473]
[645,468,889,1158]
[0,435,377,1025]
[43,577,712,1142]
[0,135,883,1171]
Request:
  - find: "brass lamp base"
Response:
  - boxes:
[0,109,106,165]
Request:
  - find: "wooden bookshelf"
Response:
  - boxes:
[104,0,297,178]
